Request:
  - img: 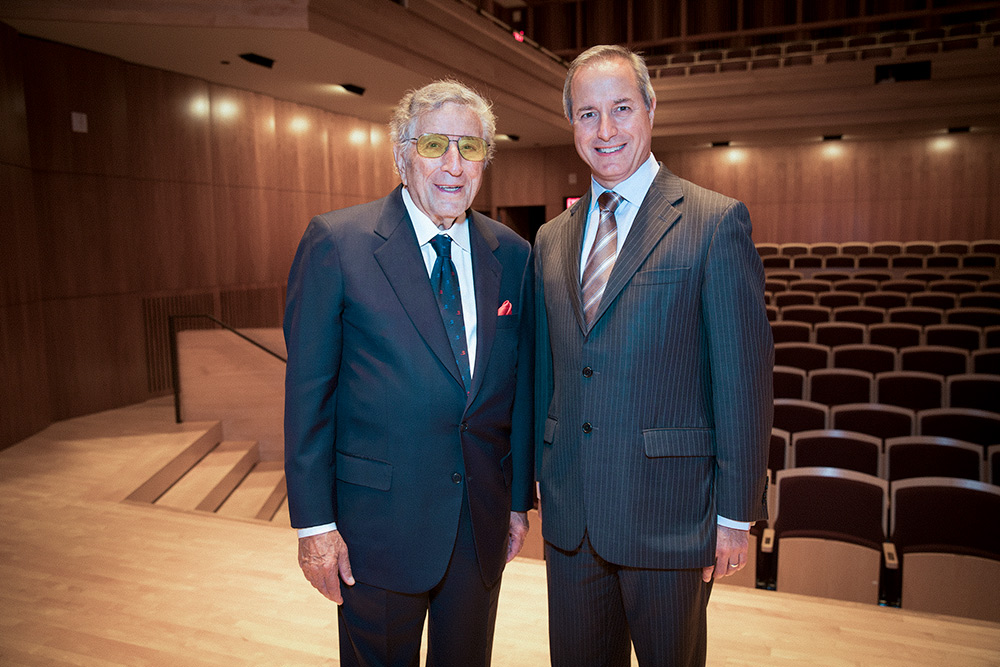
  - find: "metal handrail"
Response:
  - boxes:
[168,314,286,423]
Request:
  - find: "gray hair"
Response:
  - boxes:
[389,79,497,163]
[562,45,656,121]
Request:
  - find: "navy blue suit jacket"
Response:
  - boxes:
[284,186,534,593]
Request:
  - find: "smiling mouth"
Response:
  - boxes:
[436,185,463,193]
[596,145,625,154]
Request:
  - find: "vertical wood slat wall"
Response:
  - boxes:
[0,25,401,449]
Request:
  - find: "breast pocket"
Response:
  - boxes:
[630,267,690,286]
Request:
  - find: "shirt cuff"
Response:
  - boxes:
[297,522,338,538]
[717,515,752,531]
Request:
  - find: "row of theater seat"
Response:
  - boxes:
[757,240,1000,257]
[772,401,999,445]
[765,269,999,286]
[773,321,998,351]
[770,304,1000,328]
[768,288,1000,310]
[752,468,1000,621]
[774,341,999,375]
[768,430,999,484]
[775,368,999,413]
[762,253,997,270]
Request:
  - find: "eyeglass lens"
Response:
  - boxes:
[414,134,487,161]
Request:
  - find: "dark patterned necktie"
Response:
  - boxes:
[430,234,472,393]
[581,191,622,328]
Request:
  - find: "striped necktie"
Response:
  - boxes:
[581,191,622,329]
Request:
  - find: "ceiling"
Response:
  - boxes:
[2,0,999,151]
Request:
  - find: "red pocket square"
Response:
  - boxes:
[498,300,513,316]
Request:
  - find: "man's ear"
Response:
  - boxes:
[392,145,408,185]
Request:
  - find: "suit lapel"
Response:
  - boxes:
[588,166,684,329]
[373,187,465,388]
[559,193,591,333]
[468,212,501,405]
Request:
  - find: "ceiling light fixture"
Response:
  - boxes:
[238,53,275,69]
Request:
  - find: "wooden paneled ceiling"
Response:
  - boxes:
[1,0,998,148]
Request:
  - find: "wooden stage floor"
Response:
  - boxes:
[1,398,997,666]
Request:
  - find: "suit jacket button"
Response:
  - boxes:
[452,472,463,483]
[460,422,469,432]
[582,366,593,378]
[582,422,592,434]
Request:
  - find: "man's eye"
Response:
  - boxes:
[578,111,596,120]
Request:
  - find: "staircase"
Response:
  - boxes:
[126,422,289,526]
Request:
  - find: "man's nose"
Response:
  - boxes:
[597,114,617,142]
[442,142,464,174]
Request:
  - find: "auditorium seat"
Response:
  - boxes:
[889,254,924,269]
[831,403,916,440]
[962,254,998,268]
[817,291,860,309]
[871,242,903,256]
[884,436,984,482]
[950,270,991,284]
[989,445,1000,486]
[959,293,1000,310]
[840,242,871,256]
[808,368,874,406]
[903,241,936,255]
[875,371,944,412]
[868,323,922,350]
[814,322,865,347]
[780,242,810,257]
[770,321,812,343]
[946,374,1000,412]
[764,468,889,604]
[889,478,1000,622]
[793,255,823,269]
[756,243,780,257]
[854,271,892,283]
[887,306,942,327]
[813,271,852,283]
[823,255,857,268]
[924,324,982,352]
[904,270,945,283]
[769,428,791,476]
[918,407,1000,446]
[980,280,1000,294]
[937,240,969,255]
[859,255,891,268]
[985,326,1000,349]
[833,306,885,326]
[880,279,925,295]
[773,399,829,434]
[899,345,969,377]
[909,291,957,310]
[790,429,882,476]
[789,279,833,294]
[925,253,961,269]
[928,279,978,295]
[946,307,1000,328]
[763,255,792,269]
[863,291,908,310]
[781,305,832,325]
[773,291,816,308]
[832,279,880,294]
[832,344,897,375]
[774,365,807,400]
[766,305,778,322]
[970,240,1000,255]
[775,343,830,372]
[971,349,1000,374]
[765,278,788,294]
[809,242,840,257]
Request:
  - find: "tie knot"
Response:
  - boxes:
[597,191,622,214]
[430,234,452,259]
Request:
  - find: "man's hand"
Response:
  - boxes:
[505,511,530,562]
[702,525,750,582]
[298,530,355,604]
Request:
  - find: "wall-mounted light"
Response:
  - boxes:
[725,148,746,164]
[289,117,310,134]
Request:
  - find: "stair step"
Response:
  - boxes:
[270,497,290,527]
[216,461,286,521]
[154,440,258,512]
[126,423,223,504]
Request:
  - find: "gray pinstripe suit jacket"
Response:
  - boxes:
[534,165,773,570]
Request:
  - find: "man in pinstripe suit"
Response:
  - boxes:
[534,45,773,666]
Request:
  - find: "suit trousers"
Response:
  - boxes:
[545,532,712,667]
[338,492,501,667]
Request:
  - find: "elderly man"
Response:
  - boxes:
[283,80,534,667]
[534,45,773,666]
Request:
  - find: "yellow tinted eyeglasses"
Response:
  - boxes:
[411,133,489,162]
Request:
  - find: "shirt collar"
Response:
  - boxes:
[589,153,659,212]
[402,187,472,254]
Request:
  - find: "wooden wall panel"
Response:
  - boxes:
[274,98,331,195]
[32,171,138,299]
[0,163,40,306]
[208,84,277,190]
[219,287,285,329]
[21,37,128,177]
[42,294,147,420]
[0,302,51,446]
[0,22,29,168]
[124,63,213,185]
[212,184,272,287]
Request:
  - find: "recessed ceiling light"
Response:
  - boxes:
[238,53,275,69]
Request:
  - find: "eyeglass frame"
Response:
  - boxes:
[407,133,491,162]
